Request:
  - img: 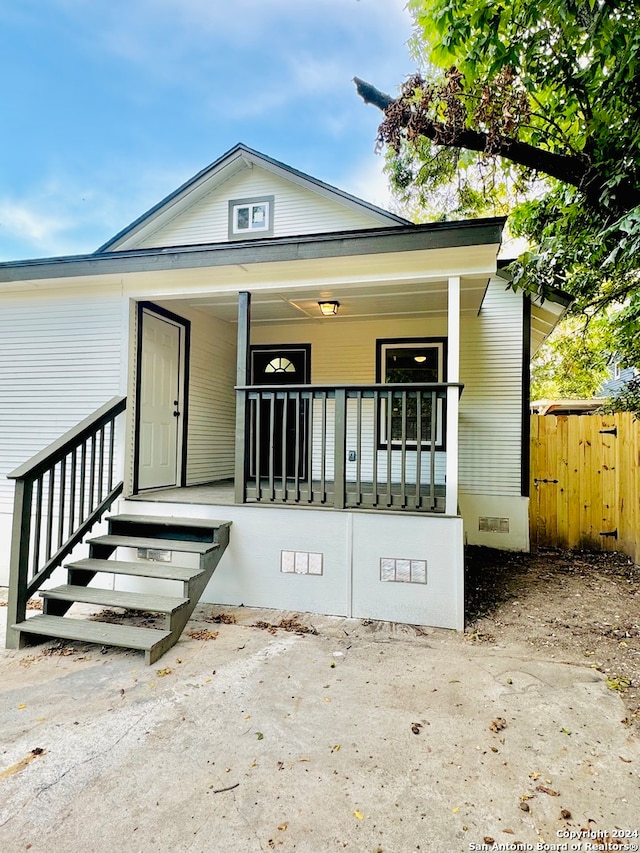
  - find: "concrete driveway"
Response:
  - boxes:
[1,601,639,853]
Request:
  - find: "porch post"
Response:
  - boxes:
[5,478,33,649]
[234,292,251,504]
[445,276,460,516]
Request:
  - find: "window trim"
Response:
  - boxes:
[228,195,275,241]
[375,337,447,450]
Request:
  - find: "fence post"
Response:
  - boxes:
[6,479,33,649]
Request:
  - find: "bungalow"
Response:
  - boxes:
[0,144,567,661]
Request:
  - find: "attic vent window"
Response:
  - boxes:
[229,195,274,240]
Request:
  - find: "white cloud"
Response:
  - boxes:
[0,202,67,249]
[341,154,396,212]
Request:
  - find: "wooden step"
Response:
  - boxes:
[40,584,189,615]
[66,558,204,583]
[13,614,174,664]
[88,534,220,554]
[110,514,231,529]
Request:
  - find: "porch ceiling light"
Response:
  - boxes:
[414,355,427,363]
[318,300,339,316]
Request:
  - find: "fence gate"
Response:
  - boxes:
[529,413,640,562]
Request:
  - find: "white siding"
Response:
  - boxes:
[148,302,237,485]
[185,309,237,484]
[253,298,526,499]
[0,291,124,584]
[134,168,384,249]
[458,279,524,496]
[0,292,125,512]
[251,315,448,384]
[252,315,449,485]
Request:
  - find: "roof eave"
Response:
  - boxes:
[0,217,506,284]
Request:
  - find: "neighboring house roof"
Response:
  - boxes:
[530,399,606,416]
[96,143,411,253]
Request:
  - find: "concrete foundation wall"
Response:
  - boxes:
[459,494,530,551]
[118,500,465,630]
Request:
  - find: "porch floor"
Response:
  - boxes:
[130,480,238,506]
[129,479,446,512]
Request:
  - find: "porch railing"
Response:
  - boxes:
[5,396,126,648]
[235,383,462,512]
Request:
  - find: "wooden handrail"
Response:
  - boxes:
[236,382,463,394]
[6,396,127,650]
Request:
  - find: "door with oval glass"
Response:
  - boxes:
[250,345,310,479]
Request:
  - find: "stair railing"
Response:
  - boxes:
[5,396,126,648]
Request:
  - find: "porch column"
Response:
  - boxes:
[445,275,460,516]
[234,291,251,503]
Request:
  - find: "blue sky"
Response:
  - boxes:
[0,0,414,261]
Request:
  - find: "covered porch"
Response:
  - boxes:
[142,272,468,518]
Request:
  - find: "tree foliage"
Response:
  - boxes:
[356,0,640,374]
[530,316,613,400]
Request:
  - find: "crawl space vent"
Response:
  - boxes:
[380,558,427,584]
[478,517,510,533]
[281,550,323,575]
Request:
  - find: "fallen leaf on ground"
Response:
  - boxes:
[277,823,288,832]
[156,667,172,677]
[411,722,423,735]
[489,717,507,732]
[353,811,364,820]
[536,785,560,797]
[606,675,631,692]
[187,629,219,641]
[528,772,541,780]
[206,613,237,624]
[560,809,572,819]
[256,732,264,740]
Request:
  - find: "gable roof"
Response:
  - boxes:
[96,143,410,253]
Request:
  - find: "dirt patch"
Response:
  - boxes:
[465,546,640,729]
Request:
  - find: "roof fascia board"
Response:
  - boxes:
[0,218,506,284]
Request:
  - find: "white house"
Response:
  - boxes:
[0,144,567,660]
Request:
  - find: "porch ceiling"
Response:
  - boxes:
[180,275,489,323]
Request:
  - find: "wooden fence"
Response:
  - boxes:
[530,412,640,563]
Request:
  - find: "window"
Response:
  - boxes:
[264,357,296,374]
[228,195,274,240]
[376,338,446,448]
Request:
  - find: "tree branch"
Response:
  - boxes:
[353,77,640,213]
[353,77,395,111]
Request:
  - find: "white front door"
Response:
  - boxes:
[138,309,184,490]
